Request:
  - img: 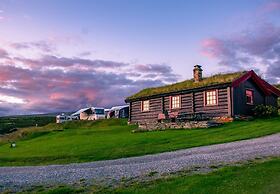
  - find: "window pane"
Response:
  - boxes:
[206,90,217,105]
[142,100,149,111]
[246,90,253,104]
[171,96,180,109]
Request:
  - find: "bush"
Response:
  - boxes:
[253,105,278,118]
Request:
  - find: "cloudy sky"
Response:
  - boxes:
[0,0,280,116]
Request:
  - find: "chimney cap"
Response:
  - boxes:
[194,64,202,69]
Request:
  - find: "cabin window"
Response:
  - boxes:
[171,96,181,109]
[246,90,254,105]
[205,90,218,105]
[141,100,150,111]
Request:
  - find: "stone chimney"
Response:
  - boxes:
[193,65,203,82]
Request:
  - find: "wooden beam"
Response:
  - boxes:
[129,102,132,122]
[192,92,195,113]
[231,87,234,116]
[162,96,165,113]
[227,87,232,117]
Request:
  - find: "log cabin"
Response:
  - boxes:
[125,65,280,124]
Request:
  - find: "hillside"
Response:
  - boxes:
[0,115,55,135]
[1,118,280,166]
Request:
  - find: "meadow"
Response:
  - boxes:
[0,117,280,166]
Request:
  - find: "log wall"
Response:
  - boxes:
[130,97,162,123]
[129,86,231,123]
[193,88,229,117]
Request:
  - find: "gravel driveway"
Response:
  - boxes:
[1,133,280,192]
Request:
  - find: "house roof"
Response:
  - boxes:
[110,105,129,111]
[125,70,280,102]
[71,107,105,116]
[126,71,247,102]
[232,70,280,97]
[71,107,91,116]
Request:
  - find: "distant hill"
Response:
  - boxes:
[0,115,55,135]
[0,112,72,118]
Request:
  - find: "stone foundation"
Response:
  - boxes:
[136,120,221,131]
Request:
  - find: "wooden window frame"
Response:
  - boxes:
[204,89,218,106]
[141,100,150,112]
[245,89,254,105]
[170,95,181,110]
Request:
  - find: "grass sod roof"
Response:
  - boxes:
[274,84,280,90]
[126,71,247,101]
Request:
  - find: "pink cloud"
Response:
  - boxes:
[49,92,65,100]
[0,10,6,21]
[10,41,55,53]
[201,23,280,83]
[0,48,9,59]
[201,38,232,59]
[0,46,179,116]
[261,1,280,13]
[135,64,171,73]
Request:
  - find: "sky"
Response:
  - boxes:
[0,0,280,116]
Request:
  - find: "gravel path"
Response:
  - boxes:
[1,133,280,192]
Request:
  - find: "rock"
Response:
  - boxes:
[135,120,222,131]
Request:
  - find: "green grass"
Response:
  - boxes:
[19,185,85,194]
[0,117,280,166]
[17,158,280,194]
[0,115,55,135]
[126,71,245,100]
[99,158,280,194]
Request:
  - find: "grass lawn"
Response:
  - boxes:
[97,157,280,194]
[0,117,280,166]
[19,157,280,194]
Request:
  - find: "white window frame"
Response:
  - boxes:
[141,100,150,112]
[205,90,218,106]
[246,89,254,105]
[171,95,181,109]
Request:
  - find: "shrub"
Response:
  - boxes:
[253,105,278,118]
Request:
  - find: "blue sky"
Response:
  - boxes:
[0,0,279,115]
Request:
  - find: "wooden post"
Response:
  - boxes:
[162,96,165,113]
[227,87,232,117]
[192,92,195,113]
[129,102,132,122]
